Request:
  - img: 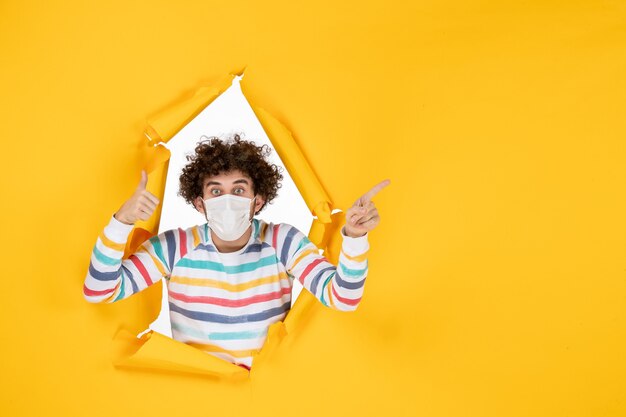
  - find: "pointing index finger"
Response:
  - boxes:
[359,179,391,205]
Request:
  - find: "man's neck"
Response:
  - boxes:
[211,225,253,253]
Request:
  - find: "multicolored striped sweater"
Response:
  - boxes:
[83,215,369,369]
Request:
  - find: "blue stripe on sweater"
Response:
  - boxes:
[121,265,139,293]
[310,267,336,295]
[88,263,119,281]
[280,227,298,266]
[196,243,217,253]
[169,301,290,324]
[335,268,366,289]
[241,243,263,255]
[164,230,176,269]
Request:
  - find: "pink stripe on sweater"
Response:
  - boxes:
[298,258,324,285]
[169,287,291,307]
[179,229,188,258]
[83,284,115,297]
[129,255,154,286]
[272,224,280,251]
[332,284,361,306]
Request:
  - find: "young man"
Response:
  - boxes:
[83,135,389,370]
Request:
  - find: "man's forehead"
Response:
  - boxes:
[202,170,252,185]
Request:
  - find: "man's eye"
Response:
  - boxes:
[211,189,221,195]
[234,188,244,194]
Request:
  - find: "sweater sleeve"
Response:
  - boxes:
[83,215,175,303]
[274,223,369,311]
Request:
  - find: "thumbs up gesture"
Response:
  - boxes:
[343,179,391,238]
[113,170,160,225]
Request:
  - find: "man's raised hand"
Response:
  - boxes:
[343,179,391,238]
[114,170,160,225]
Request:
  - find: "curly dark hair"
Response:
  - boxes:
[178,133,283,213]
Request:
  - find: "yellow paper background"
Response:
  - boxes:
[1,1,625,416]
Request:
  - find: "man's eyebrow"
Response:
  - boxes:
[204,178,250,187]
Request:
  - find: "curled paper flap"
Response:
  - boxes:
[144,73,240,146]
[124,227,153,259]
[248,105,332,223]
[111,329,249,380]
[308,218,327,248]
[248,320,288,374]
[324,211,347,262]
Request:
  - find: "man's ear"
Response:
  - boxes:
[193,196,205,214]
[253,195,266,215]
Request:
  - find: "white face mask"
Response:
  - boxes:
[202,194,256,241]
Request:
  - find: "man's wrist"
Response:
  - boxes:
[342,226,366,238]
[113,212,134,225]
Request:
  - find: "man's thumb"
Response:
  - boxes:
[137,170,148,190]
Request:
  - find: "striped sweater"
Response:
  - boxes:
[83,215,369,369]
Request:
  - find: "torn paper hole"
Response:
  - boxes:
[149,75,313,338]
[100,71,344,377]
